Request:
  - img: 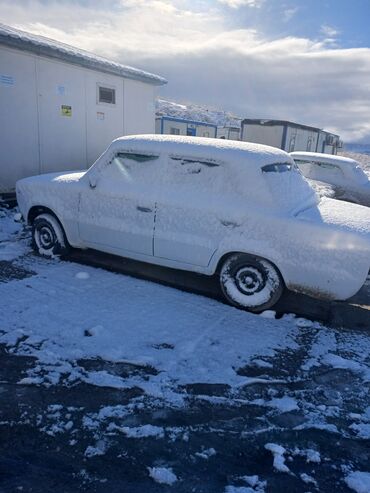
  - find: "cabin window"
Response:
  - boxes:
[170,127,180,135]
[98,85,116,105]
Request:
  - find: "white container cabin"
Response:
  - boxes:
[0,24,166,195]
[241,119,342,155]
[156,116,217,138]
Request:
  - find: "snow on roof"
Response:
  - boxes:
[0,23,167,86]
[108,134,291,166]
[156,115,218,128]
[242,119,339,137]
[290,151,359,168]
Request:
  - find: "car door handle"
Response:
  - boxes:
[137,206,152,213]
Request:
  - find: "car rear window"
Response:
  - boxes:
[261,163,294,173]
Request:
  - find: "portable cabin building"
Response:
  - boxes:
[241,119,341,155]
[0,24,167,194]
[217,125,241,141]
[156,116,217,138]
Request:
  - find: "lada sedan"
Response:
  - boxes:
[290,151,370,207]
[16,135,370,311]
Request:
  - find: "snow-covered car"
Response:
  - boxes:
[290,152,370,207]
[16,135,370,311]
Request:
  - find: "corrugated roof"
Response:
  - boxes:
[0,23,167,86]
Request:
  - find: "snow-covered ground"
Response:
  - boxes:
[1,203,370,491]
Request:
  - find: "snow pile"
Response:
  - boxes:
[195,448,216,459]
[84,440,107,458]
[345,471,370,493]
[267,396,299,413]
[119,425,164,439]
[321,353,370,381]
[300,473,317,486]
[148,466,178,485]
[264,443,290,473]
[292,448,321,464]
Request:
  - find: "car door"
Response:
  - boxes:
[153,154,227,267]
[78,151,162,257]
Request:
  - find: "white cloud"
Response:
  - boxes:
[0,0,369,142]
[218,0,264,8]
[320,24,340,47]
[283,7,299,22]
[321,24,340,38]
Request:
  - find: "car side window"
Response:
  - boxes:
[107,152,161,185]
[166,155,225,193]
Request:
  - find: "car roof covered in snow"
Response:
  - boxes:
[0,23,167,86]
[88,135,309,213]
[106,134,292,167]
[290,152,359,169]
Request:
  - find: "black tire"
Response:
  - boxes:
[32,213,70,256]
[219,253,284,312]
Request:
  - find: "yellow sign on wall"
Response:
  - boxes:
[61,105,72,117]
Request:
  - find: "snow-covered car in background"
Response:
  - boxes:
[290,152,370,207]
[16,135,370,312]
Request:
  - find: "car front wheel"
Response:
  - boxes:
[219,253,284,311]
[32,213,70,257]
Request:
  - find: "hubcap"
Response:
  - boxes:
[235,266,265,295]
[38,225,54,249]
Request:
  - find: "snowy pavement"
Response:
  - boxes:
[1,207,370,492]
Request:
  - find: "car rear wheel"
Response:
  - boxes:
[32,213,70,257]
[219,253,284,312]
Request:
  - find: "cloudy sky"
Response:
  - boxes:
[1,0,370,142]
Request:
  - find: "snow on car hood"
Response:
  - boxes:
[298,197,370,240]
[16,171,87,220]
[24,170,86,184]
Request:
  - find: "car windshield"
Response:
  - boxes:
[262,161,318,214]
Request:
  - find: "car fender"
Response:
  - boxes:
[16,178,82,247]
[208,215,369,301]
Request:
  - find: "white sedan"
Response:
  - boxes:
[16,135,370,311]
[290,151,370,207]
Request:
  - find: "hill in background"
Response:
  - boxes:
[156,99,241,128]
